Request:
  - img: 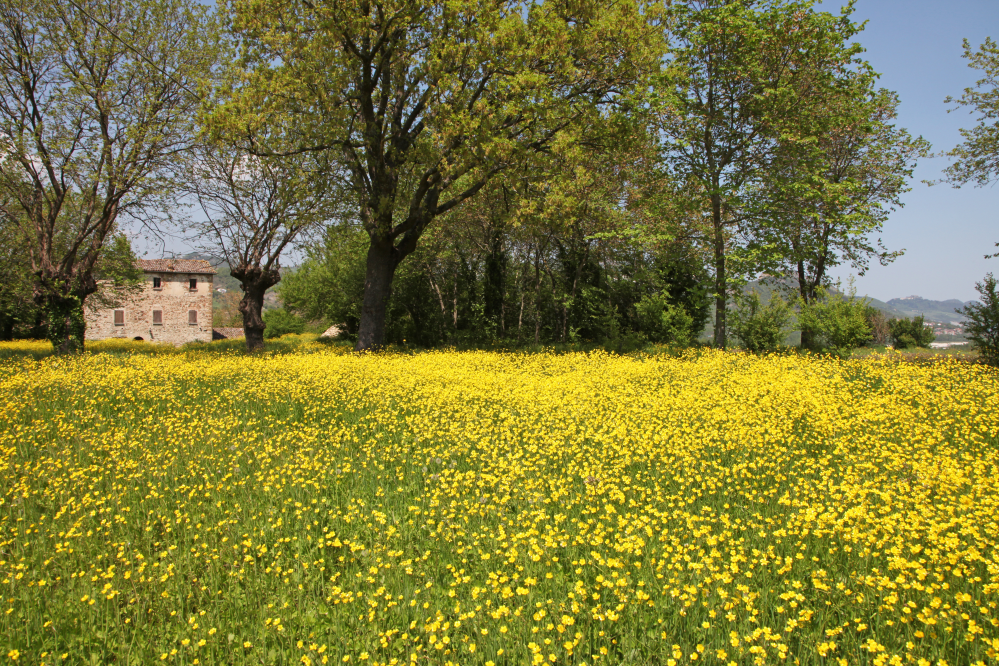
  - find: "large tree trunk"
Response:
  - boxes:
[356,239,398,351]
[239,288,267,352]
[533,250,543,345]
[711,194,727,349]
[233,265,280,352]
[484,228,505,336]
[797,258,816,350]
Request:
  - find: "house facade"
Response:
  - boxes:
[85,259,215,345]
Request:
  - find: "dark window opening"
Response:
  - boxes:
[114,310,124,326]
[188,309,198,325]
[153,277,161,289]
[189,278,197,290]
[152,310,163,325]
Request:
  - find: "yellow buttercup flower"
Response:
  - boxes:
[0,341,995,664]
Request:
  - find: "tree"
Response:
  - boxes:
[941,38,999,258]
[888,315,935,349]
[0,0,213,352]
[279,223,369,337]
[796,286,871,356]
[958,273,999,366]
[0,209,37,339]
[653,0,866,348]
[211,0,656,350]
[751,84,927,348]
[728,290,792,353]
[262,309,306,339]
[186,145,341,351]
[636,292,696,345]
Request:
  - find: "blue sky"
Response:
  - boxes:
[820,0,998,301]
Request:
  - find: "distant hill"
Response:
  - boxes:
[862,296,906,318]
[886,296,972,324]
[743,280,904,316]
[740,281,971,325]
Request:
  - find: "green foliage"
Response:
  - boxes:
[263,309,307,339]
[941,37,999,258]
[88,234,145,311]
[658,0,872,348]
[958,273,999,366]
[728,291,793,354]
[0,216,38,340]
[0,0,214,353]
[750,85,926,306]
[44,295,86,354]
[888,315,935,349]
[797,289,872,356]
[942,38,999,190]
[636,293,695,346]
[281,216,714,350]
[214,0,654,350]
[279,225,368,335]
[648,245,712,339]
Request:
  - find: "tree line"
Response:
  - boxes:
[0,0,995,353]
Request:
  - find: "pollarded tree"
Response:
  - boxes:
[186,144,343,351]
[941,37,999,258]
[0,0,214,352]
[210,0,658,350]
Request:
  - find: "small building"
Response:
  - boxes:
[85,259,215,345]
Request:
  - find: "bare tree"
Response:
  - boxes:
[0,0,213,352]
[186,144,342,350]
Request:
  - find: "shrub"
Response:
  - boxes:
[888,315,935,349]
[636,292,695,346]
[958,273,999,366]
[865,308,890,346]
[798,288,872,356]
[263,308,306,339]
[729,291,793,353]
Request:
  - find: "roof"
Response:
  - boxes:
[212,327,245,340]
[137,259,216,275]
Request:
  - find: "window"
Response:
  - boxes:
[152,310,163,325]
[189,278,197,290]
[114,310,124,326]
[152,276,161,289]
[188,309,198,325]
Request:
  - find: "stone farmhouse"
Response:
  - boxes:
[85,259,216,345]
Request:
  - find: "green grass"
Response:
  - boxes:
[0,346,997,665]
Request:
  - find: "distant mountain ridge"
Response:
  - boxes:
[886,296,973,324]
[743,280,973,324]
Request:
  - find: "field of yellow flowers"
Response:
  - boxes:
[1,340,998,666]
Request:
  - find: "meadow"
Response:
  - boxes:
[0,339,997,666]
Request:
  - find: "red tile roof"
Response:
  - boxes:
[137,259,216,275]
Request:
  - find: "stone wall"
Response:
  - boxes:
[85,272,214,345]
